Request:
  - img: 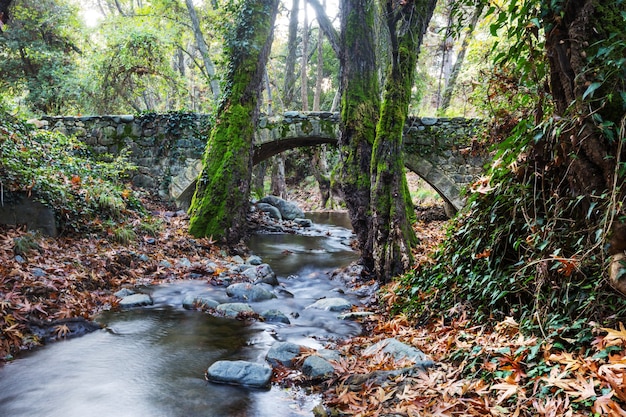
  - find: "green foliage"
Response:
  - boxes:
[396,113,626,336]
[87,23,186,113]
[0,0,82,114]
[0,111,140,232]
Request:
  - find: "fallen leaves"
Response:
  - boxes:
[0,196,225,361]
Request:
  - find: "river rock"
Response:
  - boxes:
[256,202,282,220]
[261,309,291,324]
[302,355,334,379]
[259,196,305,220]
[182,294,219,310]
[246,255,263,265]
[206,360,272,388]
[215,302,255,318]
[177,257,192,268]
[29,318,102,342]
[242,263,278,285]
[363,338,434,368]
[266,341,302,367]
[114,288,135,298]
[119,293,153,308]
[226,283,276,301]
[294,218,312,227]
[231,255,245,264]
[306,297,352,312]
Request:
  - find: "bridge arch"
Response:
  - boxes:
[253,137,465,211]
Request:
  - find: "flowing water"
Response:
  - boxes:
[0,212,360,417]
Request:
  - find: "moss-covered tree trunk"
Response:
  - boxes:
[338,0,381,273]
[188,0,279,245]
[370,0,435,282]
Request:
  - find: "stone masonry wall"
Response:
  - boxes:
[37,112,488,208]
[39,113,211,200]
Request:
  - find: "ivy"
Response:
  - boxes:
[0,111,141,233]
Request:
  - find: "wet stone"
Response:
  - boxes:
[266,341,301,368]
[114,288,135,298]
[206,360,272,388]
[119,293,153,308]
[226,283,276,302]
[246,255,263,265]
[182,295,219,310]
[302,355,334,379]
[306,297,352,312]
[261,309,291,324]
[215,302,254,318]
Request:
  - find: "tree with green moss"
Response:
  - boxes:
[370,0,436,281]
[337,0,381,274]
[188,0,279,245]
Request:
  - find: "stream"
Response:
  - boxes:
[0,212,362,417]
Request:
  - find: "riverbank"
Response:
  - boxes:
[4,191,623,416]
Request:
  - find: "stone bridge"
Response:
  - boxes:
[39,111,489,210]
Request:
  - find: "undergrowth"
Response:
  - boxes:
[395,116,626,342]
[0,110,152,236]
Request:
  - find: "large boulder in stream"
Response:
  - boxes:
[118,293,153,308]
[206,360,272,388]
[182,294,219,310]
[215,302,255,318]
[259,196,305,220]
[241,263,278,285]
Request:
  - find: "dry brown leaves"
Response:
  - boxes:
[314,309,626,416]
[309,218,626,416]
[0,200,228,361]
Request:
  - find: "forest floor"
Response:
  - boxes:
[1,185,626,416]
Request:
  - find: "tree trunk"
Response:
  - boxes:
[188,0,279,245]
[301,5,309,111]
[185,0,221,101]
[270,157,287,198]
[540,0,626,291]
[307,0,340,58]
[283,0,299,108]
[439,5,482,114]
[541,0,622,202]
[312,7,331,208]
[370,0,435,282]
[338,0,381,273]
[313,11,324,111]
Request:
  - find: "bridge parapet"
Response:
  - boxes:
[36,112,489,210]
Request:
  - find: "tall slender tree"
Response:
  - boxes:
[184,0,220,101]
[188,0,279,244]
